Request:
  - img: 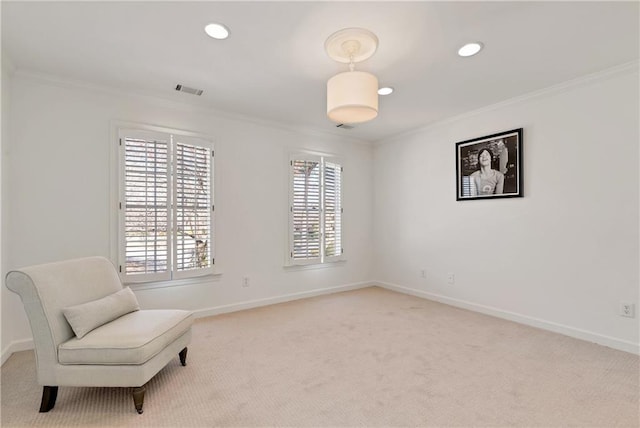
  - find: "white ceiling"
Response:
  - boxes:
[2,1,638,143]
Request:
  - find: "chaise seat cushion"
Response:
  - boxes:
[58,310,193,365]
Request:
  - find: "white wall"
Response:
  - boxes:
[2,73,374,356]
[4,64,638,361]
[373,65,639,353]
[1,61,5,355]
[1,57,23,359]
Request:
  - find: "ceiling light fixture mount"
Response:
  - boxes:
[325,28,379,124]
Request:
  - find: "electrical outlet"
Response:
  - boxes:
[447,273,455,284]
[620,302,635,318]
[420,269,426,278]
[242,276,250,287]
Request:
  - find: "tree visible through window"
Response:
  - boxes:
[119,129,214,282]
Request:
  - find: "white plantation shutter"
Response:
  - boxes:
[173,140,213,278]
[289,154,343,265]
[119,129,214,283]
[122,132,171,281]
[323,161,342,260]
[291,158,321,263]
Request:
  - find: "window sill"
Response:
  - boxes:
[127,271,223,291]
[283,260,346,271]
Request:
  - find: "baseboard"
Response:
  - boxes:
[1,338,34,366]
[193,281,372,319]
[374,281,640,355]
[6,280,634,366]
[1,281,372,365]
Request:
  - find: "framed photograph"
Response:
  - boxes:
[456,128,523,201]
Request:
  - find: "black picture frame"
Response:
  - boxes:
[455,128,523,201]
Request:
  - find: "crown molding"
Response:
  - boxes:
[375,60,640,146]
[13,59,637,149]
[11,69,371,147]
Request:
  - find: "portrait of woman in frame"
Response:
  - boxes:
[456,128,523,201]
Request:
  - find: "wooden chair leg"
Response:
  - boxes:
[39,386,58,412]
[179,347,188,366]
[132,386,145,414]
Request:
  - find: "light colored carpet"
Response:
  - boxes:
[1,286,638,427]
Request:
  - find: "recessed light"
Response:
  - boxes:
[378,87,394,96]
[458,42,483,57]
[204,23,230,40]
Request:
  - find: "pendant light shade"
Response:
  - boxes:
[325,28,380,125]
[327,71,378,124]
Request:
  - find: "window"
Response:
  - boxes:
[118,128,214,283]
[289,153,343,265]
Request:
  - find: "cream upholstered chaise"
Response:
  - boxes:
[5,256,193,414]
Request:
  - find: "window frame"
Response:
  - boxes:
[116,124,215,284]
[287,151,344,267]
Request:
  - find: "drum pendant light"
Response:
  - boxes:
[325,28,379,124]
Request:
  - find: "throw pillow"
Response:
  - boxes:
[62,287,140,339]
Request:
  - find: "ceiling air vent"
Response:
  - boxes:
[336,123,354,130]
[175,84,203,96]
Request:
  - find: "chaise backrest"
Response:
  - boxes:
[5,257,123,382]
